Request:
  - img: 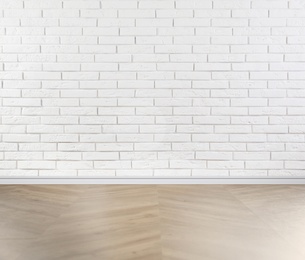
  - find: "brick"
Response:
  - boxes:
[0,0,303,178]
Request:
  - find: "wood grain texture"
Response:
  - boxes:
[0,185,304,260]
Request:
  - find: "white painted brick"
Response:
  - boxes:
[246,161,283,170]
[249,36,286,45]
[58,143,95,152]
[24,72,61,80]
[231,45,268,53]
[5,152,43,160]
[119,10,154,18]
[174,36,210,45]
[3,98,41,107]
[140,125,175,133]
[132,160,168,169]
[196,152,232,160]
[97,143,133,151]
[95,161,131,169]
[210,143,246,151]
[170,160,206,169]
[41,134,78,143]
[247,54,283,62]
[193,134,229,142]
[80,134,116,143]
[118,116,154,125]
[213,1,251,9]
[0,0,304,178]
[46,28,81,36]
[172,143,209,151]
[212,107,248,115]
[19,143,56,151]
[272,152,305,160]
[197,27,232,36]
[65,125,101,134]
[61,36,98,45]
[80,116,116,125]
[63,1,100,9]
[174,18,210,27]
[44,152,81,161]
[80,98,116,107]
[60,107,97,115]
[22,18,59,27]
[3,45,39,53]
[231,116,268,125]
[103,1,137,9]
[155,45,192,54]
[176,72,210,80]
[25,1,62,9]
[247,143,285,152]
[44,10,80,18]
[7,27,44,36]
[120,152,157,160]
[232,10,268,18]
[43,98,79,107]
[268,134,304,142]
[81,10,115,18]
[134,143,171,151]
[194,116,230,125]
[117,134,153,142]
[250,18,286,27]
[250,72,287,80]
[57,161,93,170]
[230,134,267,142]
[82,152,119,160]
[136,19,172,27]
[252,1,288,9]
[176,1,212,9]
[0,161,17,169]
[27,125,62,133]
[234,152,270,160]
[0,1,23,9]
[18,161,55,169]
[195,10,230,18]
[208,161,244,169]
[157,10,193,18]
[231,99,267,107]
[156,116,192,125]
[136,107,172,115]
[173,107,210,115]
[215,125,252,133]
[155,98,191,107]
[159,28,194,36]
[154,134,191,142]
[139,1,174,9]
[212,19,248,27]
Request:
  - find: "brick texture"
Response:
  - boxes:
[0,0,304,177]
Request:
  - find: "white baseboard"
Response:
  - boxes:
[0,177,305,184]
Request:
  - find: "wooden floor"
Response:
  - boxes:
[0,185,305,260]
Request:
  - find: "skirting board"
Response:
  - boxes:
[0,177,305,184]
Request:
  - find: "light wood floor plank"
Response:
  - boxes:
[0,185,304,260]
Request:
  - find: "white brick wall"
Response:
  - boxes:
[1,0,305,177]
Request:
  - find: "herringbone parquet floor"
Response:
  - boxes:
[0,185,305,260]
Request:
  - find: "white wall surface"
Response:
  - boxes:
[1,0,305,178]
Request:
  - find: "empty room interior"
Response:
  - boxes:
[1,0,305,259]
